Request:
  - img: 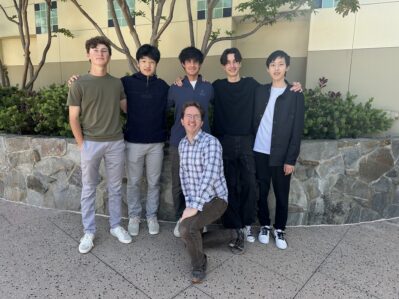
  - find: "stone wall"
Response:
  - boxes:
[0,135,398,225]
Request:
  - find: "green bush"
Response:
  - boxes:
[0,86,35,134]
[0,84,71,137]
[29,84,72,137]
[303,77,393,139]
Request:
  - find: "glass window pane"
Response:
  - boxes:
[322,0,334,8]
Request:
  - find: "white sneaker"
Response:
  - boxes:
[174,220,181,238]
[128,217,140,236]
[273,229,287,250]
[79,233,94,254]
[147,218,160,235]
[258,226,270,244]
[245,225,256,243]
[110,226,132,244]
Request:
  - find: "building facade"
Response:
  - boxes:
[0,0,398,135]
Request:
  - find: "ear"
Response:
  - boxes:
[181,118,184,126]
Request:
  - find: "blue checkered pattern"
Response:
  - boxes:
[178,130,228,211]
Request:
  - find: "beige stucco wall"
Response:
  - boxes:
[307,1,399,136]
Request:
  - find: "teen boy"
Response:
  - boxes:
[68,36,132,254]
[253,50,305,249]
[122,44,169,236]
[167,47,213,237]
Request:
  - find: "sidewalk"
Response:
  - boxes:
[1,198,398,299]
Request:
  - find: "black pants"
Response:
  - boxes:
[219,135,257,229]
[254,152,291,230]
[170,145,185,220]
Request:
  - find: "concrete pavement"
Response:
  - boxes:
[1,198,398,299]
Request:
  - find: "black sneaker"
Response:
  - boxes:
[229,229,245,254]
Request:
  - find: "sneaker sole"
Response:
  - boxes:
[79,244,93,254]
[110,232,132,244]
[149,230,159,235]
[129,231,139,236]
[246,237,255,243]
[258,238,269,244]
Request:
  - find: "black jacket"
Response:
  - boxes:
[253,83,304,166]
[121,72,169,143]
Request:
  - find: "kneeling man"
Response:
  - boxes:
[178,102,228,283]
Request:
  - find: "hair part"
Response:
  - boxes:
[178,47,204,64]
[266,50,290,68]
[181,101,205,120]
[220,48,242,65]
[136,44,161,63]
[85,36,112,55]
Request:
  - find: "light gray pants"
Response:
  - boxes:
[126,142,164,219]
[80,139,125,234]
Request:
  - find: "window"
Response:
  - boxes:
[108,0,135,27]
[313,0,339,8]
[197,0,232,20]
[34,1,58,34]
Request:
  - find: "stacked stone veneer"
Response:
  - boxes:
[0,135,398,225]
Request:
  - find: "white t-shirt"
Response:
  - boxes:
[190,80,197,89]
[253,86,286,154]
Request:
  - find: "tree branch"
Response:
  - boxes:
[204,1,307,56]
[109,0,136,72]
[200,0,218,54]
[116,0,141,49]
[153,0,176,45]
[151,0,155,29]
[26,0,53,91]
[0,4,19,24]
[69,0,125,53]
[186,0,195,46]
[21,0,30,89]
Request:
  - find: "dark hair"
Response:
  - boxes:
[266,50,290,68]
[181,101,205,120]
[178,47,204,64]
[85,36,112,55]
[220,48,242,65]
[136,44,161,63]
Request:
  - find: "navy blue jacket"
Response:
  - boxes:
[121,72,169,143]
[253,83,305,166]
[167,75,213,147]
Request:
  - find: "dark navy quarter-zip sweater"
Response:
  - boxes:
[121,72,169,143]
[167,75,214,147]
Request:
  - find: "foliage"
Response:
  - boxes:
[0,87,34,134]
[303,78,393,139]
[29,84,72,137]
[0,84,72,136]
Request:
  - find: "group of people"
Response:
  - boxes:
[67,36,304,284]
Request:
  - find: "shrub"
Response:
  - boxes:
[0,86,35,134]
[303,78,393,139]
[30,84,72,137]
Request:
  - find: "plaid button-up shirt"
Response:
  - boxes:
[178,130,228,211]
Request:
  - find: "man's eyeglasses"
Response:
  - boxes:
[184,114,201,121]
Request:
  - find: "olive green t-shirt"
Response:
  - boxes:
[67,73,126,141]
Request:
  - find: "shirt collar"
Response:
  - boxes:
[185,129,203,145]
